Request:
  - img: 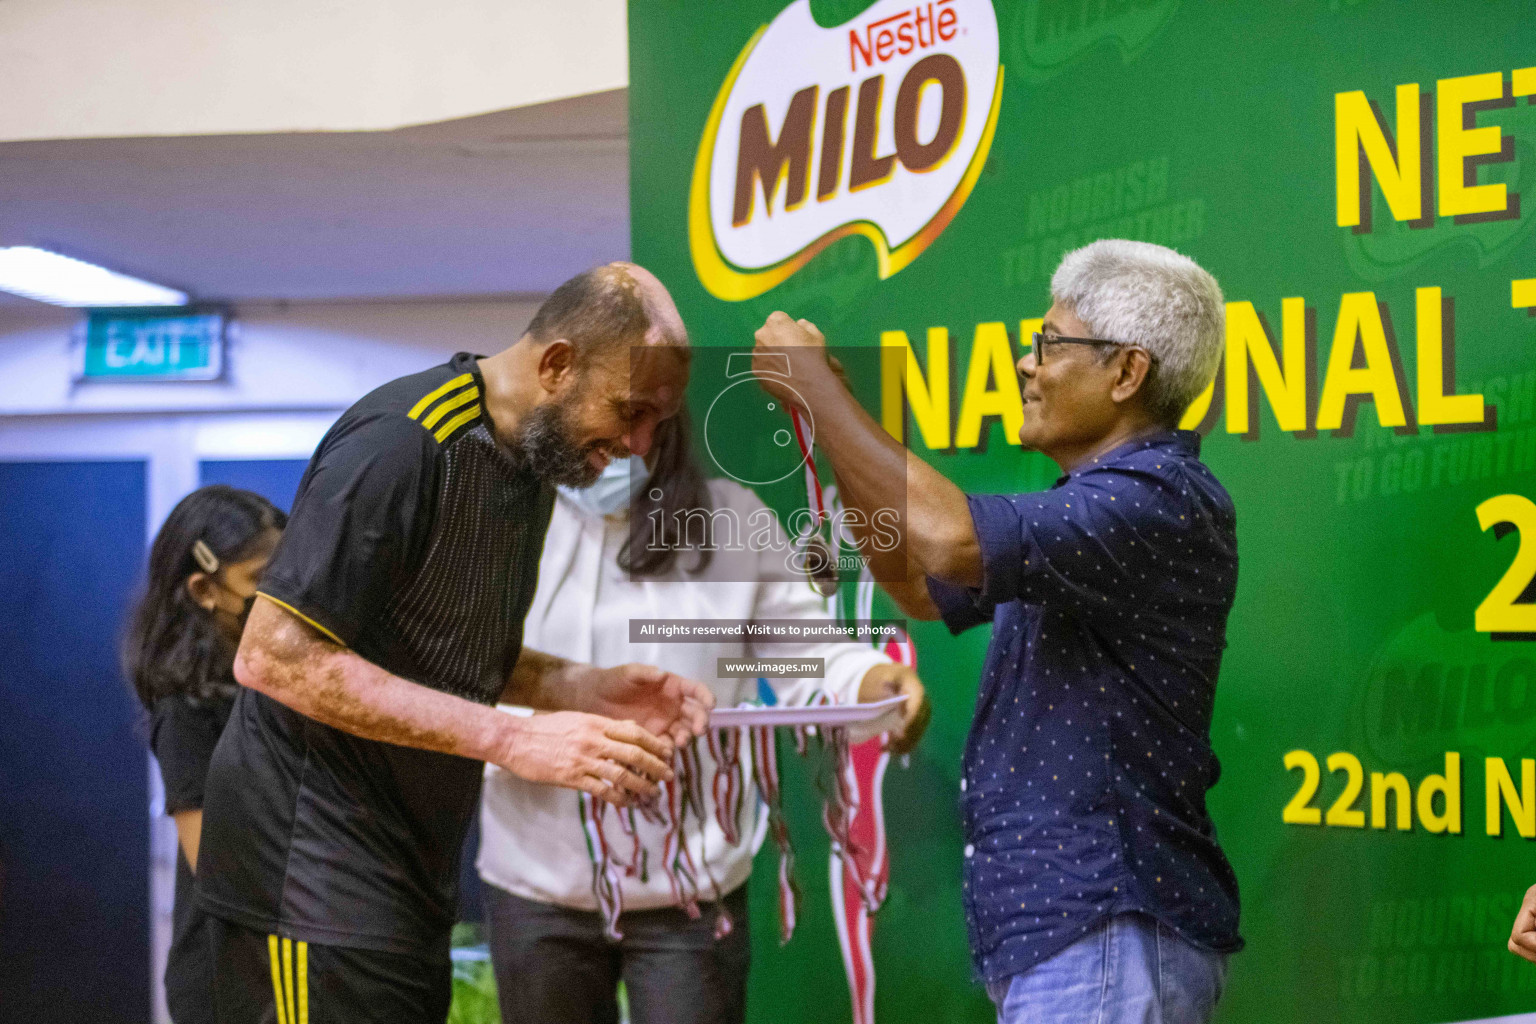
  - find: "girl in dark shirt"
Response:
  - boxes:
[123,486,286,1024]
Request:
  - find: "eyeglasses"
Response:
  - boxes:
[1029,332,1156,366]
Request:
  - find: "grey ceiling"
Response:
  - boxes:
[0,89,629,306]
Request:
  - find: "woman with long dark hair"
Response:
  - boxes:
[476,407,930,1024]
[124,485,285,1024]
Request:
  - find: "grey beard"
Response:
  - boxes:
[512,400,603,488]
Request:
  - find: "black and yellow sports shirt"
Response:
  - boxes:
[196,352,555,960]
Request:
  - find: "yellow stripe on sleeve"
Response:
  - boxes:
[407,373,474,421]
[421,385,480,429]
[433,405,482,443]
[256,593,347,648]
[282,937,297,1024]
[297,941,309,1024]
[268,935,289,1024]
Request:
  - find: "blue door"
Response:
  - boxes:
[198,459,309,513]
[0,461,149,1024]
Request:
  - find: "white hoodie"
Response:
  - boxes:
[476,479,889,911]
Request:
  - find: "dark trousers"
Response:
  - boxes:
[207,915,452,1024]
[483,882,750,1024]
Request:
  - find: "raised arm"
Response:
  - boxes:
[834,501,945,622]
[236,596,675,804]
[753,313,982,598]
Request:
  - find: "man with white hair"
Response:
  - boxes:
[752,240,1241,1023]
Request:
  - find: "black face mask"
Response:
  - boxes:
[211,583,257,635]
[236,590,257,630]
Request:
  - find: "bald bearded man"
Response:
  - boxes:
[195,264,711,1024]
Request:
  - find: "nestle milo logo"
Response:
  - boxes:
[689,0,1004,301]
[1016,0,1180,75]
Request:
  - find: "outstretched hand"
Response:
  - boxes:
[495,711,674,806]
[583,662,715,749]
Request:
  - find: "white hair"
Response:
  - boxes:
[1049,239,1224,426]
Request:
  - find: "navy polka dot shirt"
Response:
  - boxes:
[927,430,1243,984]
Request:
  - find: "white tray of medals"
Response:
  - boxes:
[708,694,908,730]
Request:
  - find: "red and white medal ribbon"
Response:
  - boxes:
[707,727,746,846]
[578,792,627,942]
[750,723,799,945]
[789,408,827,527]
[574,577,915,995]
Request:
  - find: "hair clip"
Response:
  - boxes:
[191,539,220,574]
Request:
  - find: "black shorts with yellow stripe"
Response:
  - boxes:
[207,916,451,1024]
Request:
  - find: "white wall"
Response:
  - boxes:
[0,294,543,1024]
[0,297,544,416]
[0,0,628,142]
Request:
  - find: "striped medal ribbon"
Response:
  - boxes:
[789,408,838,597]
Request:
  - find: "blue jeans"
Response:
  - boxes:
[986,913,1228,1024]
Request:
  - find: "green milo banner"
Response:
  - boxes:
[627,2,1536,1020]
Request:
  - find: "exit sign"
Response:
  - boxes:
[77,307,227,381]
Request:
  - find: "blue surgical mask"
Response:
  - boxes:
[558,455,650,519]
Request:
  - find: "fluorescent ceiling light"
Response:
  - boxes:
[0,246,188,307]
